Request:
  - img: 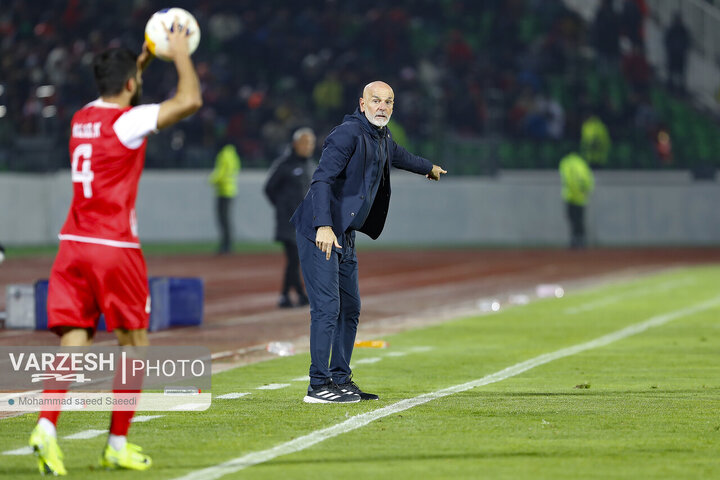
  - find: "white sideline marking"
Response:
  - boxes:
[61,415,165,440]
[132,415,164,423]
[171,296,720,480]
[64,429,106,440]
[291,376,310,382]
[408,346,434,353]
[565,278,694,314]
[256,383,290,390]
[385,352,407,357]
[216,393,251,399]
[353,357,381,365]
[2,446,33,455]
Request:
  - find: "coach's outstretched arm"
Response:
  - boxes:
[157,19,202,129]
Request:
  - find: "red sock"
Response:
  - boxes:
[38,355,70,426]
[109,354,143,436]
[38,394,64,426]
[109,394,138,436]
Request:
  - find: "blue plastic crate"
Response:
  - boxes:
[34,280,49,330]
[148,277,204,331]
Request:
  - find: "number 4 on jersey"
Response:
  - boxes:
[72,143,95,198]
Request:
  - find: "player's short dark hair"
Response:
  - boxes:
[92,47,138,97]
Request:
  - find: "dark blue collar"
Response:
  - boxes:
[346,108,386,138]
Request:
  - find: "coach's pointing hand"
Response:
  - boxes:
[316,226,341,260]
[427,164,447,181]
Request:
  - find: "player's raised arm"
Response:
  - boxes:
[156,18,202,129]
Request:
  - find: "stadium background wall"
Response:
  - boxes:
[0,171,718,247]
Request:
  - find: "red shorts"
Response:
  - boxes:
[48,240,150,333]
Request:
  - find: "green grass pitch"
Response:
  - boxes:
[1,266,719,479]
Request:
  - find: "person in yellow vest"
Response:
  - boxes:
[580,114,611,166]
[559,152,594,249]
[209,143,241,254]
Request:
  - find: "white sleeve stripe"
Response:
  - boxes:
[113,104,161,150]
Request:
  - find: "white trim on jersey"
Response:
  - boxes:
[113,104,160,149]
[58,234,141,249]
[85,99,160,150]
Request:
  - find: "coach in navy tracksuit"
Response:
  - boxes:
[291,81,446,403]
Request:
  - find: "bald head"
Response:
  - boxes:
[359,81,394,127]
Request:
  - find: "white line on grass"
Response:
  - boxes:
[2,446,33,455]
[132,415,164,423]
[564,278,694,314]
[172,296,720,480]
[256,383,290,390]
[216,393,251,399]
[63,429,106,440]
[353,357,381,365]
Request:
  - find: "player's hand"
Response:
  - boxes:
[162,16,191,61]
[315,226,341,260]
[426,164,447,181]
[137,42,153,72]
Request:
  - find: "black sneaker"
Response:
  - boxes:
[336,379,379,400]
[303,381,360,404]
[278,294,293,309]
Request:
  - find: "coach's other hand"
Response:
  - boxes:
[316,226,341,260]
[427,164,447,181]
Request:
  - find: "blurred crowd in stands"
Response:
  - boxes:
[0,0,708,170]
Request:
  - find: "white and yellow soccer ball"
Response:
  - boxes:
[144,8,200,61]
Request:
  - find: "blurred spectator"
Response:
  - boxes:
[620,0,647,47]
[209,143,241,254]
[545,96,566,140]
[592,0,621,74]
[312,72,344,123]
[580,114,611,167]
[0,0,703,172]
[654,127,673,166]
[559,152,594,249]
[633,94,660,136]
[664,13,690,93]
[264,127,315,308]
[622,44,652,95]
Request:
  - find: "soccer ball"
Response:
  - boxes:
[144,8,200,61]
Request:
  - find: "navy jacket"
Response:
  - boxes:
[264,149,314,243]
[291,108,433,243]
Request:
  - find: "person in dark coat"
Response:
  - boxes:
[592,0,621,72]
[264,128,316,308]
[664,12,690,93]
[290,81,446,403]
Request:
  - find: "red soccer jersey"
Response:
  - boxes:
[61,100,159,248]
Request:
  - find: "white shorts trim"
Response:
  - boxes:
[58,234,141,249]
